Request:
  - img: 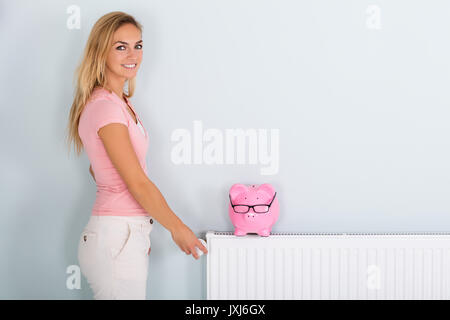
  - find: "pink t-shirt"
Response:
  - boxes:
[78,86,150,216]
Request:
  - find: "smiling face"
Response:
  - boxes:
[105,23,143,81]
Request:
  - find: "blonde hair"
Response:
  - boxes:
[66,11,143,157]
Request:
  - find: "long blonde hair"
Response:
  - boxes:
[66,11,143,157]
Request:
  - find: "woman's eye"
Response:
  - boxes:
[116,44,142,50]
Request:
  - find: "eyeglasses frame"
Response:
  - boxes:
[229,192,277,214]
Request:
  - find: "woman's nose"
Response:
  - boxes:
[127,49,139,59]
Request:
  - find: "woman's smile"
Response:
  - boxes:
[121,63,137,69]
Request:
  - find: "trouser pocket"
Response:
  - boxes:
[110,223,150,281]
[77,229,99,279]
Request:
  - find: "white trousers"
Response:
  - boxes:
[77,215,154,299]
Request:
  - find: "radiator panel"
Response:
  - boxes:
[206,231,450,300]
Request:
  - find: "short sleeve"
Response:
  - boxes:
[87,99,128,137]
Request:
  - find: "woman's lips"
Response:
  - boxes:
[121,63,137,69]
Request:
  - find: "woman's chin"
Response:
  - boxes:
[118,70,138,78]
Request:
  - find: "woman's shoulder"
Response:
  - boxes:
[82,88,125,118]
[86,87,117,106]
[79,88,128,135]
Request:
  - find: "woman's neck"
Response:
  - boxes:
[104,71,126,102]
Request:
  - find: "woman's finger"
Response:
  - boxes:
[198,242,208,254]
[190,247,199,259]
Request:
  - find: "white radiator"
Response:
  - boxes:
[205,231,450,300]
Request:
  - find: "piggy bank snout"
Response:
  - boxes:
[245,211,256,218]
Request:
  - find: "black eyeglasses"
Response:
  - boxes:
[229,192,277,214]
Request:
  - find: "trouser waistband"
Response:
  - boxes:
[86,215,154,233]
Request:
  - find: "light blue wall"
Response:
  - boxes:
[1,0,450,299]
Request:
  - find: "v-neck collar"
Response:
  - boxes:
[122,95,138,125]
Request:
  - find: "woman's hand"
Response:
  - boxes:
[171,223,208,259]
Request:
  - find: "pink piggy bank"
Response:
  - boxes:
[228,183,279,237]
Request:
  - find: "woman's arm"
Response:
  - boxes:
[97,124,185,233]
[89,164,96,182]
[97,123,207,259]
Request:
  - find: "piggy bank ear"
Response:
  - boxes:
[229,184,248,200]
[257,183,275,197]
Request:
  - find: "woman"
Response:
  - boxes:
[66,11,208,300]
